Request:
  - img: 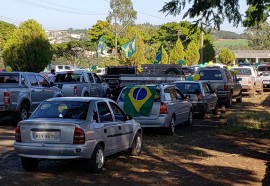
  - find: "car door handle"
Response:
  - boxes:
[118,126,121,130]
[104,129,107,133]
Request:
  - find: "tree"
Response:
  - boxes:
[218,48,236,65]
[203,35,216,62]
[0,21,16,50]
[185,41,200,65]
[88,20,114,49]
[170,38,185,64]
[106,0,137,61]
[160,0,270,29]
[2,19,51,72]
[244,22,270,50]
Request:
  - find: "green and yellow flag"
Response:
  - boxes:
[123,85,156,116]
[121,37,136,58]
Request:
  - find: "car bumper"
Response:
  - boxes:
[134,114,171,128]
[191,103,205,114]
[14,140,97,159]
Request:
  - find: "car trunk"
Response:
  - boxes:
[19,118,82,144]
[199,80,227,91]
[237,76,249,86]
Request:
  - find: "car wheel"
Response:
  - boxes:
[167,117,176,135]
[185,110,193,126]
[88,144,104,173]
[212,102,219,115]
[21,157,39,171]
[199,104,207,119]
[15,104,29,121]
[225,94,232,108]
[236,91,242,103]
[130,132,142,156]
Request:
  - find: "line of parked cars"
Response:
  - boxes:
[9,62,268,173]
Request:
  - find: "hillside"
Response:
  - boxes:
[210,29,244,40]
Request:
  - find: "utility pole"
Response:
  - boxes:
[114,17,118,65]
[200,15,204,64]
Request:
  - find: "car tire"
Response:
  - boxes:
[21,157,39,171]
[225,94,232,108]
[212,102,219,115]
[164,68,181,75]
[236,91,242,103]
[130,132,142,156]
[167,117,176,135]
[199,105,207,119]
[185,110,193,126]
[15,104,29,122]
[88,144,104,173]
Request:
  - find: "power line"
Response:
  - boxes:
[13,0,107,16]
[0,16,21,25]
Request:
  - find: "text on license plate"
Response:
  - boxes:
[35,132,56,140]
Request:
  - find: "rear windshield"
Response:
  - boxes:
[198,70,223,80]
[55,73,81,82]
[257,66,270,71]
[31,101,90,120]
[181,67,195,76]
[174,83,200,94]
[119,86,160,102]
[232,68,251,75]
[0,74,19,84]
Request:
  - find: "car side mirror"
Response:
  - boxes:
[126,114,133,120]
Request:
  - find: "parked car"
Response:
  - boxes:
[0,72,62,121]
[117,84,193,135]
[173,81,219,119]
[256,63,270,89]
[231,66,263,96]
[14,97,142,173]
[50,70,110,98]
[197,67,242,108]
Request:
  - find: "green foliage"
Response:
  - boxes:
[0,21,16,50]
[170,38,185,64]
[214,39,248,51]
[210,29,244,40]
[185,41,200,65]
[243,4,268,27]
[161,45,169,64]
[218,48,236,65]
[203,35,216,62]
[88,20,114,48]
[2,19,51,72]
[244,22,270,50]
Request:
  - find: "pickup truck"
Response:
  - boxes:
[256,63,270,89]
[197,67,242,108]
[0,72,62,121]
[49,70,110,97]
[231,66,263,96]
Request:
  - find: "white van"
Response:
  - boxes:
[54,65,74,72]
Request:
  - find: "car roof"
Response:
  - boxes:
[173,81,201,84]
[46,97,111,102]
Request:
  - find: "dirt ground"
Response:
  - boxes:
[0,93,269,186]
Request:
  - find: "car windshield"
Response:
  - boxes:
[174,83,200,94]
[31,101,90,120]
[257,66,270,71]
[198,70,223,80]
[55,73,81,82]
[232,68,252,75]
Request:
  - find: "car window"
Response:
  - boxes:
[109,102,126,122]
[164,87,177,101]
[198,70,223,80]
[232,68,252,75]
[97,102,113,122]
[55,73,81,82]
[93,73,101,83]
[27,74,39,87]
[175,83,200,94]
[202,83,210,94]
[31,101,90,120]
[0,74,19,84]
[88,73,94,83]
[37,75,50,87]
[225,71,233,82]
[257,66,270,71]
[175,88,185,99]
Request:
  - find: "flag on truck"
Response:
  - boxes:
[123,85,155,116]
[97,35,106,57]
[154,44,162,64]
[121,37,136,58]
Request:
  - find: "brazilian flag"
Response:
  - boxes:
[123,85,156,116]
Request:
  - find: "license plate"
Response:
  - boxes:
[264,81,270,84]
[35,132,57,140]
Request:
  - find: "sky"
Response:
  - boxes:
[0,0,248,34]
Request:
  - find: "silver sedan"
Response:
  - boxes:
[14,97,142,173]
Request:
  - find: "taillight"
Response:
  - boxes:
[4,91,11,104]
[15,126,21,142]
[73,127,85,144]
[196,93,203,101]
[160,102,168,114]
[224,85,229,91]
[73,85,78,96]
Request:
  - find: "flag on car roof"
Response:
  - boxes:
[97,35,106,57]
[154,44,162,64]
[123,85,155,116]
[121,37,136,58]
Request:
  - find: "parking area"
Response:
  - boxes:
[0,93,270,186]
